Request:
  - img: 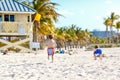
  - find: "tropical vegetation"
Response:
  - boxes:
[17,0,120,48]
[104,12,120,44]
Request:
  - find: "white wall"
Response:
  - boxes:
[15,14,28,22]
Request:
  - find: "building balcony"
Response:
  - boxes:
[0,22,33,36]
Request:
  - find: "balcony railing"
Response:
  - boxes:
[0,22,33,36]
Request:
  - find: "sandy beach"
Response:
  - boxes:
[0,47,120,80]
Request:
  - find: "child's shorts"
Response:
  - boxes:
[47,48,54,56]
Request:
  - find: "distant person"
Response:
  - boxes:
[60,49,64,54]
[93,45,102,60]
[46,34,57,62]
[3,49,8,55]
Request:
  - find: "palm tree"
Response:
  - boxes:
[20,0,61,42]
[104,17,111,43]
[77,29,91,46]
[54,27,66,48]
[84,29,91,45]
[65,25,78,47]
[75,27,82,45]
[32,0,61,41]
[116,21,120,43]
[109,12,119,43]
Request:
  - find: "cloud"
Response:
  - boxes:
[105,0,113,5]
[95,16,102,21]
[78,10,85,15]
[111,9,120,14]
[58,10,76,16]
[105,8,120,16]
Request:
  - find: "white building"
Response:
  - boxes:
[0,0,36,52]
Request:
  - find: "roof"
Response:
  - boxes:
[0,0,36,13]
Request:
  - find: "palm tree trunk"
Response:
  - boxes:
[110,26,114,43]
[117,29,119,43]
[111,29,115,43]
[33,21,39,42]
[106,26,109,43]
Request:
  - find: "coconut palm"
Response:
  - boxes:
[109,12,119,43]
[77,29,91,46]
[32,0,61,42]
[54,27,66,48]
[75,27,82,45]
[84,29,92,45]
[67,25,78,41]
[116,21,120,43]
[20,0,61,42]
[104,17,111,43]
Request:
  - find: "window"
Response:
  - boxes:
[4,14,15,22]
[28,15,32,22]
[4,14,9,21]
[10,15,14,21]
[28,16,30,22]
[0,15,2,22]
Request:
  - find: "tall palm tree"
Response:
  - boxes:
[77,29,91,46]
[104,17,111,43]
[75,27,82,45]
[55,27,66,48]
[20,0,61,42]
[65,25,78,46]
[32,0,61,42]
[109,12,119,43]
[116,21,120,43]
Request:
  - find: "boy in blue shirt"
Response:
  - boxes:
[93,45,102,60]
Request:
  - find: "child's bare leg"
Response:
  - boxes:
[99,54,102,60]
[52,55,54,63]
[48,55,49,60]
[93,54,97,60]
[52,56,54,62]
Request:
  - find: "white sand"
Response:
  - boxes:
[0,47,120,80]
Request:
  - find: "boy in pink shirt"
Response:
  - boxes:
[46,34,57,62]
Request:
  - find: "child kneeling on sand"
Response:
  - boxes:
[93,45,102,60]
[45,34,57,62]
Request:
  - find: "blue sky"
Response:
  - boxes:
[51,0,120,31]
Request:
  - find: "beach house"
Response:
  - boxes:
[0,0,36,52]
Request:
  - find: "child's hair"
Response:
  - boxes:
[48,34,53,39]
[94,45,98,49]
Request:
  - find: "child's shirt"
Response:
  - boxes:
[94,48,102,54]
